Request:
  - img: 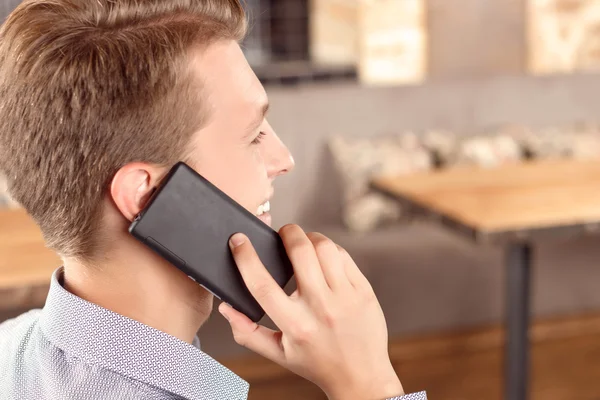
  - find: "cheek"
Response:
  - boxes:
[228,149,268,205]
[192,146,268,211]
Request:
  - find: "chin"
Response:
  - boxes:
[256,212,272,227]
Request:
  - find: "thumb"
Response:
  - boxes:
[218,302,255,333]
[218,303,285,365]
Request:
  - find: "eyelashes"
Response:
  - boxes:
[251,132,266,145]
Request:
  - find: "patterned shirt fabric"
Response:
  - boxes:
[0,268,427,399]
[391,393,428,400]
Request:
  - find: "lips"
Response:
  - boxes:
[257,212,272,226]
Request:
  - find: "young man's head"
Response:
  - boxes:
[0,0,295,264]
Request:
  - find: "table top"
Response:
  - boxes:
[372,159,600,243]
[0,208,60,311]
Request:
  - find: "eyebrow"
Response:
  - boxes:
[246,102,270,132]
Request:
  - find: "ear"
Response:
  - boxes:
[110,162,167,222]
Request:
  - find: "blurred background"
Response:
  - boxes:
[2,0,600,399]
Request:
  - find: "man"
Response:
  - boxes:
[0,1,426,399]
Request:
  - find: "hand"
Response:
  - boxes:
[218,224,404,400]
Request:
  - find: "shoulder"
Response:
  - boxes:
[0,309,42,350]
[0,309,43,397]
[0,310,177,399]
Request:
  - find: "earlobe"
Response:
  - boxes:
[110,163,162,222]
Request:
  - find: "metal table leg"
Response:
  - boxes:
[505,244,532,400]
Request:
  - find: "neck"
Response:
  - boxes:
[62,237,214,344]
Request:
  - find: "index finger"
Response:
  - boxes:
[229,233,293,327]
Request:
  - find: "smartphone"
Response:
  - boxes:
[129,162,294,322]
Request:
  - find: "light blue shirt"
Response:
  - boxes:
[0,268,426,399]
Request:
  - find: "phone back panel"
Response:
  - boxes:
[129,162,294,322]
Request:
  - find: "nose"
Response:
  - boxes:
[267,133,295,178]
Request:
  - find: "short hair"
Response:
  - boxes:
[0,0,247,259]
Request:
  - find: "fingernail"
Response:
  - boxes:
[229,233,246,248]
[219,304,231,321]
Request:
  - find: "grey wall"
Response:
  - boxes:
[0,0,20,22]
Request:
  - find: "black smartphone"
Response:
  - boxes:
[129,162,294,322]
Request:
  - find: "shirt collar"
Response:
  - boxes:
[39,267,249,400]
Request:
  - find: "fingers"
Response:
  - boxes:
[278,225,369,294]
[306,232,350,291]
[229,233,292,327]
[219,303,285,365]
[278,225,329,295]
[336,244,372,291]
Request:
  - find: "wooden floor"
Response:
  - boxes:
[222,313,600,400]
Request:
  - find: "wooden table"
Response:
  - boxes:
[0,208,61,314]
[372,159,600,400]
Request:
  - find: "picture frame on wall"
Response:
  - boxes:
[357,0,427,86]
[528,0,600,74]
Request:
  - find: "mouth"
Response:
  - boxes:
[255,200,272,226]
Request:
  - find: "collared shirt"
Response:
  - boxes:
[0,268,427,399]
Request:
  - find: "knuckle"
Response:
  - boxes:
[249,280,274,300]
[305,231,317,242]
[291,322,318,344]
[289,240,315,258]
[337,245,349,257]
[313,237,336,254]
[305,231,322,240]
[359,282,377,301]
[320,307,338,328]
[279,224,300,236]
[232,331,248,347]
